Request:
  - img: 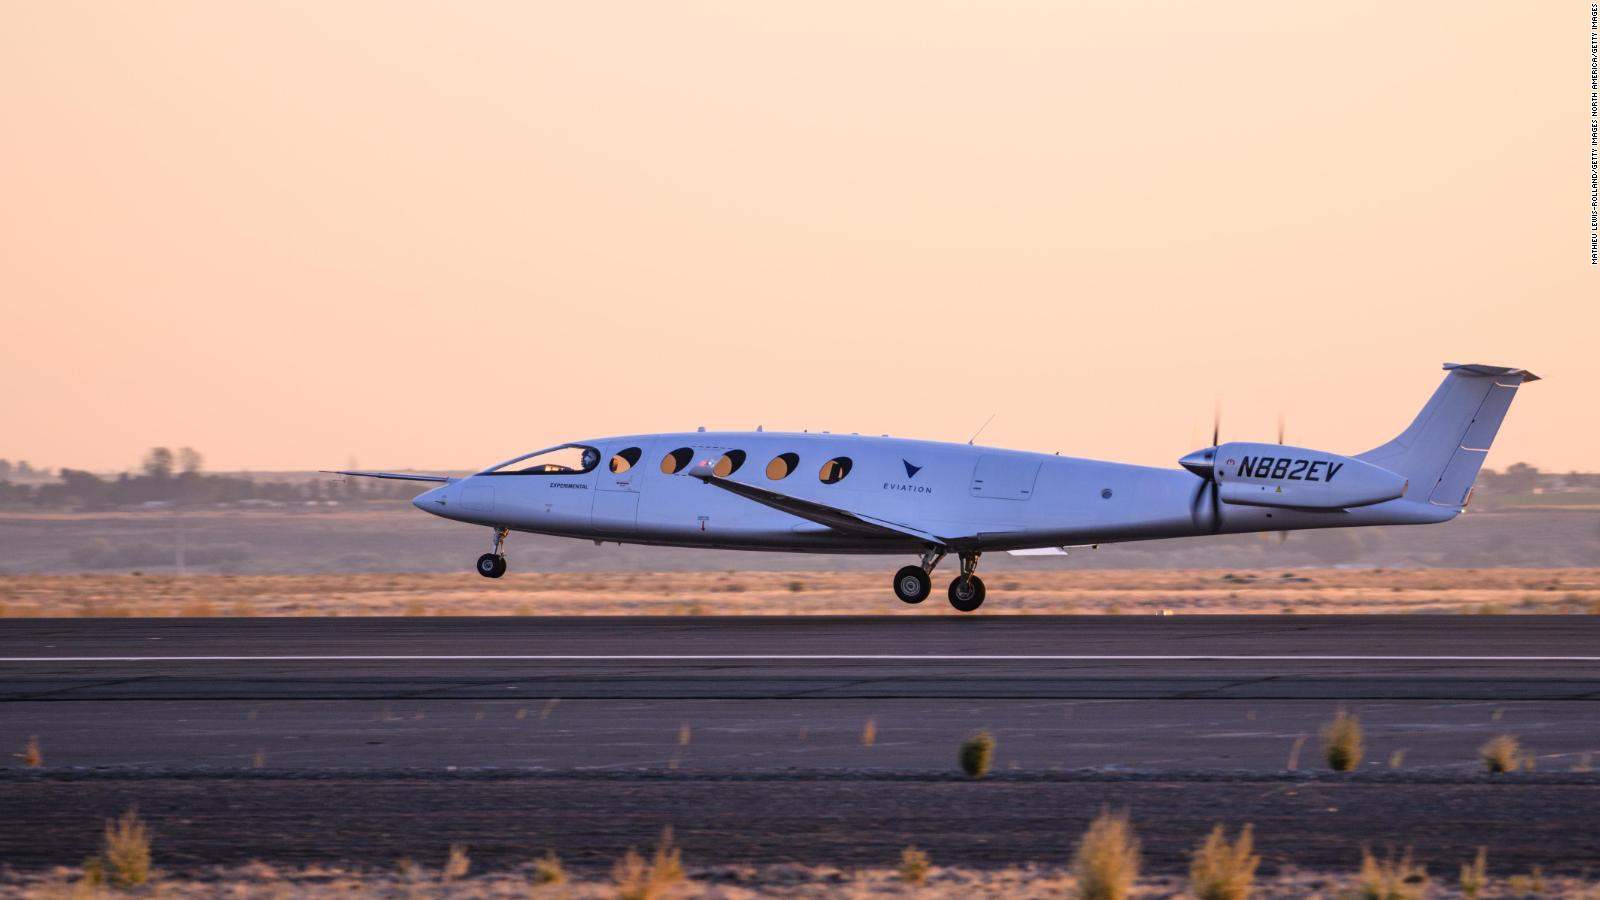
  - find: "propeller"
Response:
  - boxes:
[1276,411,1289,543]
[1178,403,1223,534]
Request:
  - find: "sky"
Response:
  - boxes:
[1,2,1593,474]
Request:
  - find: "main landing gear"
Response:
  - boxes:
[892,549,985,612]
[476,527,508,578]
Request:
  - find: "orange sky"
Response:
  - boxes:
[1,2,1593,473]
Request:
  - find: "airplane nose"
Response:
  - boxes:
[413,485,448,513]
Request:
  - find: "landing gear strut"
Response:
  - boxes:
[476,527,508,578]
[891,548,946,604]
[947,552,985,612]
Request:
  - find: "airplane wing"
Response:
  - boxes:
[323,470,455,483]
[687,462,947,547]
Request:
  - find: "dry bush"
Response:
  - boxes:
[1355,847,1428,900]
[1189,823,1259,900]
[443,843,470,881]
[530,850,566,885]
[103,806,152,888]
[1459,847,1487,899]
[1480,735,1521,774]
[862,718,877,747]
[1070,808,1141,900]
[899,845,931,885]
[614,827,685,900]
[959,730,995,779]
[1321,706,1364,772]
[20,735,42,767]
[1507,865,1545,894]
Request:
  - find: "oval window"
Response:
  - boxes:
[766,452,800,480]
[610,447,642,474]
[660,447,695,475]
[713,449,746,477]
[819,456,853,484]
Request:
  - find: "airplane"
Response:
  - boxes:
[331,363,1537,612]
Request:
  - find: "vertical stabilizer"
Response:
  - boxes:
[1358,363,1539,510]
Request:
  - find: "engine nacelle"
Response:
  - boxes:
[1211,442,1407,510]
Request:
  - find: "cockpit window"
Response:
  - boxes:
[483,444,600,475]
[610,447,642,474]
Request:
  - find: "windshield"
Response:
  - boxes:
[483,444,600,475]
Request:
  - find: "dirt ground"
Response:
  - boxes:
[1,568,1597,617]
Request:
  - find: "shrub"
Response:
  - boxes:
[1321,706,1364,772]
[1189,823,1259,900]
[1071,808,1141,900]
[959,730,995,779]
[21,735,42,767]
[1507,865,1545,894]
[899,845,931,885]
[614,827,684,900]
[103,806,152,888]
[1355,847,1428,900]
[443,843,470,881]
[530,850,566,885]
[1459,847,1487,899]
[1480,735,1520,774]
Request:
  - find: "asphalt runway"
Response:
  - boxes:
[4,616,1600,875]
[4,616,1600,771]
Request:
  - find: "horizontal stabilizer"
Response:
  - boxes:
[323,470,454,483]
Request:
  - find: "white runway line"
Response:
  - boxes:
[2,655,1599,663]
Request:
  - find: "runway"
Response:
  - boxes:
[4,616,1600,770]
[4,616,1600,875]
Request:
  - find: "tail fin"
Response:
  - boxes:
[1359,363,1539,510]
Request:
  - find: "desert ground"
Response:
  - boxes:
[1,567,1596,617]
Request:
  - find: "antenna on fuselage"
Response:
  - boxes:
[967,413,997,445]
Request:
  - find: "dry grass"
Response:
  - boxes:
[4,567,1599,617]
[1189,823,1259,900]
[862,718,876,747]
[959,730,995,779]
[1459,847,1487,899]
[1480,734,1521,774]
[102,805,152,888]
[1070,808,1141,900]
[1508,865,1547,894]
[1355,848,1428,900]
[614,827,685,900]
[530,851,566,886]
[19,735,42,768]
[442,844,470,881]
[1320,706,1364,773]
[898,846,931,886]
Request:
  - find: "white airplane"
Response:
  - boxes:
[333,363,1536,612]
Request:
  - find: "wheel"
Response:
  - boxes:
[476,553,506,578]
[892,565,932,604]
[948,575,986,612]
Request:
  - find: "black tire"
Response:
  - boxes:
[892,565,932,604]
[476,553,506,578]
[947,575,986,612]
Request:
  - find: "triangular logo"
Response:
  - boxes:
[903,460,922,478]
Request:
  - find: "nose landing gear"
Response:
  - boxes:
[947,552,985,612]
[476,527,509,578]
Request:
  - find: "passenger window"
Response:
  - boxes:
[661,447,695,475]
[713,449,746,477]
[819,456,852,484]
[766,452,800,480]
[609,447,642,474]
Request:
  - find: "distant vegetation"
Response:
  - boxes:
[0,447,428,510]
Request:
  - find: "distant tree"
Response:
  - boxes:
[1498,462,1541,493]
[177,447,203,474]
[142,447,175,480]
[15,461,35,477]
[0,459,10,479]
